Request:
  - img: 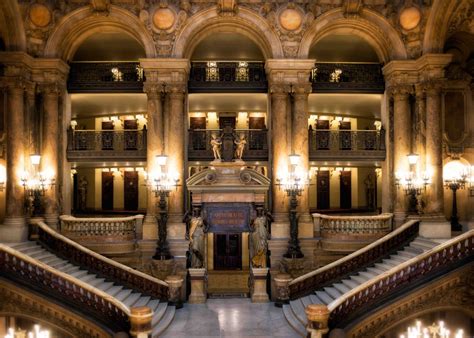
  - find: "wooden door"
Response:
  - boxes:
[124,119,138,150]
[102,172,114,210]
[339,120,352,150]
[340,171,352,209]
[219,116,236,130]
[214,233,242,270]
[124,171,138,211]
[316,120,330,150]
[249,117,266,129]
[317,170,330,210]
[101,121,114,150]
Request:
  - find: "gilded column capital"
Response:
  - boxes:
[269,84,290,98]
[420,79,444,96]
[388,84,413,100]
[167,83,186,99]
[143,82,162,100]
[291,83,312,99]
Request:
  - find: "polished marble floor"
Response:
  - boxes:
[161,299,300,338]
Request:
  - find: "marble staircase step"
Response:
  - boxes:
[152,303,168,326]
[315,291,333,305]
[152,306,176,338]
[324,287,342,299]
[282,305,306,337]
[123,293,142,308]
[342,279,359,289]
[116,289,133,303]
[289,299,306,325]
[146,299,160,312]
[134,296,151,308]
[333,283,351,294]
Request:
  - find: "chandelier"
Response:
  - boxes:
[400,320,464,338]
[4,325,50,338]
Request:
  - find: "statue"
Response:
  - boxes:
[364,173,376,210]
[234,134,247,160]
[210,133,222,161]
[250,207,271,268]
[188,207,207,268]
[78,176,88,212]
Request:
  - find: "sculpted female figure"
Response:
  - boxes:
[250,207,270,268]
[188,208,207,268]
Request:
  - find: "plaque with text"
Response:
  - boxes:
[206,205,250,233]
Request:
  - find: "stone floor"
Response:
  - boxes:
[161,299,300,338]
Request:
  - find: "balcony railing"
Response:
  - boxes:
[309,129,385,161]
[67,62,144,93]
[67,129,146,161]
[188,61,267,93]
[188,129,268,161]
[311,63,385,93]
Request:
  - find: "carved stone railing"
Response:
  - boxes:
[188,128,268,161]
[311,62,384,93]
[328,230,474,329]
[309,129,386,161]
[188,61,267,93]
[67,62,144,93]
[67,129,146,161]
[34,220,169,300]
[0,244,131,333]
[59,215,143,255]
[289,220,419,299]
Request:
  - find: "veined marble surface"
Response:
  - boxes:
[161,298,300,337]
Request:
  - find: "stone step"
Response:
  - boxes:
[116,289,133,303]
[88,278,106,288]
[388,255,406,264]
[397,250,418,259]
[134,296,151,308]
[358,271,377,280]
[350,275,369,285]
[289,299,306,325]
[382,259,400,267]
[123,293,142,308]
[324,287,342,299]
[367,267,385,275]
[152,303,169,326]
[62,265,81,274]
[315,291,333,305]
[79,274,98,284]
[105,286,123,297]
[310,294,324,305]
[374,262,394,271]
[8,242,37,250]
[152,306,176,338]
[301,295,313,309]
[404,246,423,255]
[70,270,88,279]
[146,299,161,313]
[342,279,359,289]
[282,305,306,337]
[333,283,351,294]
[21,246,45,255]
[97,281,115,292]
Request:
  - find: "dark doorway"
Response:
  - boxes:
[219,116,236,130]
[249,117,266,129]
[340,171,352,209]
[214,233,242,270]
[339,120,352,150]
[124,171,138,211]
[102,172,114,210]
[101,120,114,150]
[317,170,330,210]
[316,119,330,150]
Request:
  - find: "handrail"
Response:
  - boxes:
[289,220,419,298]
[314,213,393,235]
[328,230,474,326]
[0,243,131,331]
[60,214,144,222]
[33,220,168,298]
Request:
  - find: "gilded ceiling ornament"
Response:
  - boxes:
[399,6,422,31]
[279,8,303,31]
[153,8,176,30]
[29,3,52,28]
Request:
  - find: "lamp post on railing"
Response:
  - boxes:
[277,154,308,258]
[147,154,179,260]
[395,153,430,214]
[443,159,470,232]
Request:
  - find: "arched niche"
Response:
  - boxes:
[309,34,380,63]
[44,6,156,61]
[173,7,283,59]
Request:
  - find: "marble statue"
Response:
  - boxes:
[234,134,247,160]
[210,133,222,160]
[188,208,207,268]
[250,207,270,268]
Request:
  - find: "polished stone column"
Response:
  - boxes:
[414,84,426,172]
[292,84,311,223]
[270,84,289,223]
[391,84,412,226]
[424,81,444,215]
[143,81,164,239]
[2,81,27,241]
[41,83,61,228]
[167,84,186,222]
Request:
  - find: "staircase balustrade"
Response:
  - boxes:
[314,213,393,235]
[289,220,419,299]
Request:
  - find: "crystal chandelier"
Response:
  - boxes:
[400,320,464,338]
[4,325,50,338]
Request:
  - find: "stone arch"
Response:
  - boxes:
[0,0,26,51]
[44,6,156,60]
[173,7,284,59]
[299,8,407,63]
[423,0,460,54]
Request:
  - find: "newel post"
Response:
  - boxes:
[274,273,292,307]
[129,306,153,338]
[306,304,330,338]
[165,274,184,309]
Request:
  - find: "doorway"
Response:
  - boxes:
[317,170,330,210]
[219,116,236,130]
[214,233,242,270]
[340,171,352,209]
[102,171,114,210]
[124,171,138,211]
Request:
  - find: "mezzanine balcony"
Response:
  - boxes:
[309,129,386,161]
[67,129,146,161]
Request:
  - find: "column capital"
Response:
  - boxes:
[420,79,444,96]
[269,83,290,97]
[291,83,312,98]
[167,83,186,99]
[143,81,163,100]
[414,83,426,99]
[388,84,413,100]
[39,82,64,97]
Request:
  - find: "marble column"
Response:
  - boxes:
[270,85,289,225]
[167,84,185,223]
[2,81,27,241]
[391,84,412,226]
[414,84,426,173]
[424,81,444,215]
[143,82,164,240]
[292,84,312,224]
[41,83,61,228]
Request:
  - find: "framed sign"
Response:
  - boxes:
[205,203,251,233]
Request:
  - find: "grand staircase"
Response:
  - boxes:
[0,221,175,337]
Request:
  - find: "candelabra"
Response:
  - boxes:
[4,324,50,338]
[277,154,308,259]
[443,159,470,231]
[400,320,463,338]
[147,155,179,260]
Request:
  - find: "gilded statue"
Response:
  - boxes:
[188,208,207,268]
[210,133,222,160]
[234,134,247,160]
[250,207,272,268]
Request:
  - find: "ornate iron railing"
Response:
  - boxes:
[309,129,385,161]
[289,220,419,299]
[67,129,146,161]
[188,128,268,161]
[314,213,393,236]
[328,230,474,328]
[188,61,267,92]
[67,62,144,93]
[33,220,169,300]
[0,244,131,332]
[311,63,384,93]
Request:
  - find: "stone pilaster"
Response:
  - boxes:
[414,84,426,174]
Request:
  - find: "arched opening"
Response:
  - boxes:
[309,34,380,63]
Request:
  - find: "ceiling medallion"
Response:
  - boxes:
[29,3,52,28]
[279,8,303,31]
[399,6,422,31]
[153,8,176,31]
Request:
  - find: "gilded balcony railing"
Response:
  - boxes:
[67,129,146,161]
[309,129,385,161]
[188,128,268,161]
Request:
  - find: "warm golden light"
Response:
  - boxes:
[156,155,168,166]
[407,153,419,166]
[30,154,41,166]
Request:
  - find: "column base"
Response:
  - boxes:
[418,214,451,240]
[1,216,28,242]
[250,267,269,303]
